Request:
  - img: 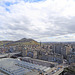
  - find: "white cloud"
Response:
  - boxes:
[0,0,75,42]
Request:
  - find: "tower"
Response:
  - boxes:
[40,41,41,47]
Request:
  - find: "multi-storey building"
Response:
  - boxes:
[61,45,72,58]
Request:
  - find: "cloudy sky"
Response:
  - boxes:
[0,0,75,42]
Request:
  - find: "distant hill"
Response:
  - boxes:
[0,41,12,46]
[0,38,39,47]
[17,38,34,42]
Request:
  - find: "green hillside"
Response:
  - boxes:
[0,38,39,47]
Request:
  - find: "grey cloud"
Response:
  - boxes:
[0,0,75,41]
[47,16,75,34]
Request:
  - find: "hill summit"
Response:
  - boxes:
[17,38,34,42]
[0,38,38,46]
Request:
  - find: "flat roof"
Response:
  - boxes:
[22,57,58,65]
[0,58,51,75]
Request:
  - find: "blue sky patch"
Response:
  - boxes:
[5,2,18,6]
[24,0,46,3]
[5,8,10,12]
[5,2,12,6]
[0,0,45,7]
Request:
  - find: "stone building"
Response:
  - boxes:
[22,47,37,59]
[67,52,75,64]
[61,45,72,58]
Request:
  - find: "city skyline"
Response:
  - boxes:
[0,0,75,42]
